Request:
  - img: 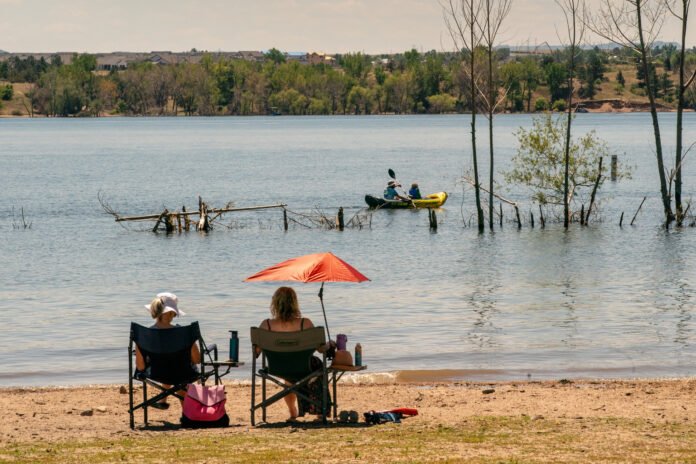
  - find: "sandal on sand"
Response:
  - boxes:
[286,417,299,423]
[150,401,170,410]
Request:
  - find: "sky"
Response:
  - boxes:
[0,0,693,54]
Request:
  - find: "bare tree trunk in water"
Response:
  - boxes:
[590,0,674,226]
[442,0,484,232]
[556,0,585,229]
[667,0,694,226]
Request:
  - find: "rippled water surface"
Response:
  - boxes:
[1,114,695,386]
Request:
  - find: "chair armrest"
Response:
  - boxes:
[204,343,218,361]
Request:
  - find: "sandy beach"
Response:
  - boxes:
[2,378,696,463]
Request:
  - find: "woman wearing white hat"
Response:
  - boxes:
[135,292,201,409]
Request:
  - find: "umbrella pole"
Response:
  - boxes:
[318,282,331,341]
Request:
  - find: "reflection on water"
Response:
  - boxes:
[1,114,695,386]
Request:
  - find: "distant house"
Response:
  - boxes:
[96,55,130,71]
[307,52,335,66]
[238,51,265,62]
[0,52,74,65]
[148,52,176,66]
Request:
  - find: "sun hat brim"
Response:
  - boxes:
[144,304,186,316]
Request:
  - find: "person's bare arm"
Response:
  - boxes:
[135,345,145,371]
[191,343,201,364]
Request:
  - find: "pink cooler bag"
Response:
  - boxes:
[181,383,229,428]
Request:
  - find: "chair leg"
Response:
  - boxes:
[129,384,134,429]
[332,371,338,419]
[128,344,138,429]
[250,363,256,426]
[322,355,328,424]
[262,375,267,423]
[143,382,148,426]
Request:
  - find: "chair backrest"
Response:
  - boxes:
[131,322,201,384]
[250,327,326,381]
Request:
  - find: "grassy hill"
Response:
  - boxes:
[0,82,34,117]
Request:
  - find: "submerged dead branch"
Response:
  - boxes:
[11,206,32,230]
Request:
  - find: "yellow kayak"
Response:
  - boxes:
[365,192,448,209]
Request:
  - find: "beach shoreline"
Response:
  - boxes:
[3,378,695,462]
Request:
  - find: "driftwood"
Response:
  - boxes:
[585,157,603,224]
[114,204,287,222]
[99,190,288,234]
[630,197,647,226]
[152,209,169,233]
[619,211,625,227]
[197,196,209,231]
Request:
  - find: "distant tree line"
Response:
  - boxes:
[0,45,695,117]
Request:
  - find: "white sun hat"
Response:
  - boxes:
[144,292,186,317]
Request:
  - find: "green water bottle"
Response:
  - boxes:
[229,330,239,363]
[355,343,362,367]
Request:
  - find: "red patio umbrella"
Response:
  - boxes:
[244,252,369,340]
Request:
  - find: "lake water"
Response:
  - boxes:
[1,114,695,386]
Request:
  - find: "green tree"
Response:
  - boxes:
[265,48,286,65]
[174,63,216,116]
[616,69,626,86]
[0,84,13,100]
[505,114,625,213]
[534,97,548,111]
[269,88,307,114]
[521,58,542,111]
[544,62,568,102]
[500,61,523,111]
[339,52,371,83]
[383,71,414,113]
[427,93,457,113]
[346,85,371,114]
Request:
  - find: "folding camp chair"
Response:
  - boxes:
[128,321,219,429]
[250,327,330,425]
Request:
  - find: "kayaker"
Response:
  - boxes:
[408,183,422,200]
[384,180,409,201]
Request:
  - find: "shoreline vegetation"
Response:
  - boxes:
[2,379,696,462]
[1,45,694,118]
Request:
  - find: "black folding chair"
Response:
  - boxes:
[250,327,330,425]
[127,321,219,429]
